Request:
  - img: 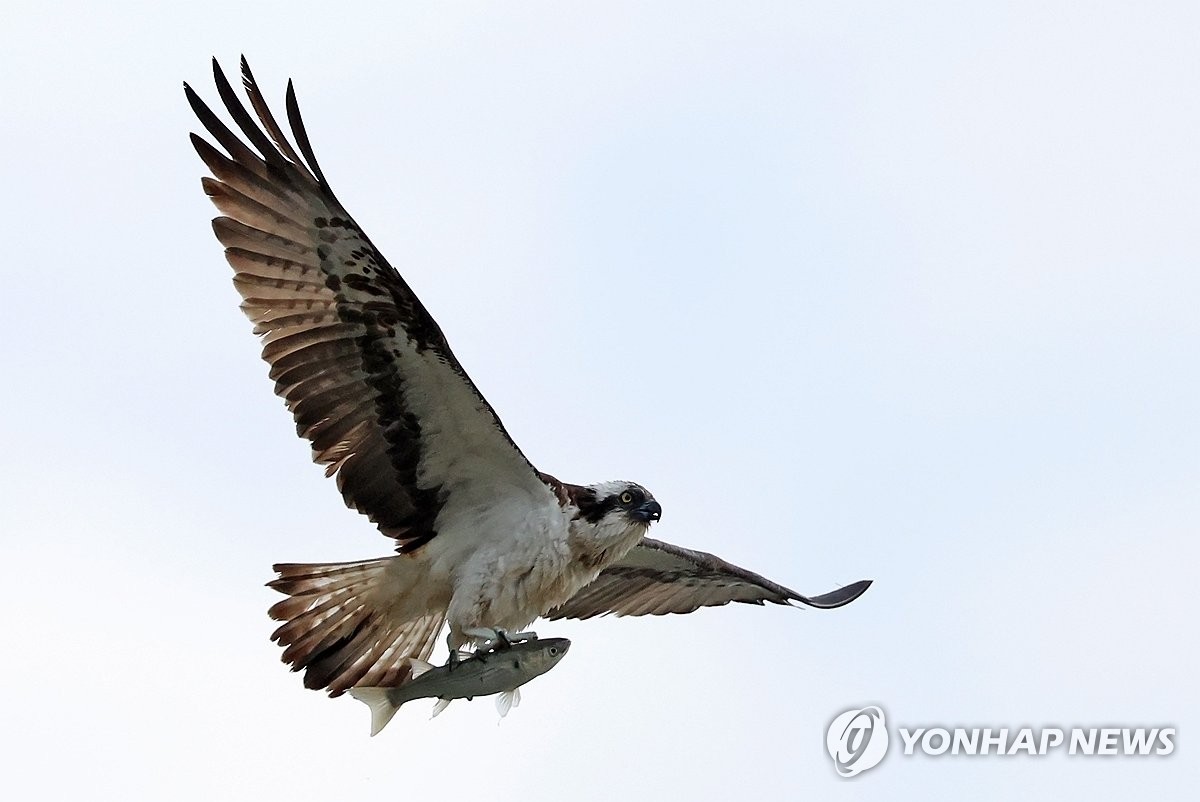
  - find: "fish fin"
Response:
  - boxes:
[431,698,451,718]
[409,658,435,679]
[348,687,398,737]
[495,689,518,717]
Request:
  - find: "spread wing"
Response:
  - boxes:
[186,58,548,551]
[546,538,872,619]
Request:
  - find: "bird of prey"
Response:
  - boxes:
[185,58,871,697]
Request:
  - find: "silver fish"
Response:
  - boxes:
[348,637,570,734]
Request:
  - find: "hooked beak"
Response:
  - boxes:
[631,500,662,523]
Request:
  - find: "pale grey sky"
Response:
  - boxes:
[1,2,1197,799]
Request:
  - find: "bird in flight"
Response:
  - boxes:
[185,57,871,698]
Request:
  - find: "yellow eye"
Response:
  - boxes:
[619,491,634,505]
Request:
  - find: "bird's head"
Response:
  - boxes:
[575,480,662,527]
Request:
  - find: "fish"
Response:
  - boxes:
[348,637,571,734]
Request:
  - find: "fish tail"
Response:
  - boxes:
[267,557,445,696]
[348,686,410,736]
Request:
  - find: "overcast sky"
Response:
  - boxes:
[1,1,1197,799]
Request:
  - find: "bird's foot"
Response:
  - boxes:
[462,627,539,654]
[462,626,503,649]
[506,630,538,644]
[443,633,473,670]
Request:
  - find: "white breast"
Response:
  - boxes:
[425,482,574,635]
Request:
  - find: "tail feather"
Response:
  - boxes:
[267,558,445,696]
[279,601,368,667]
[268,581,362,623]
[357,613,443,687]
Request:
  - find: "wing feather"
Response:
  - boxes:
[547,538,872,620]
[201,178,313,241]
[191,134,312,221]
[188,58,548,548]
[238,57,308,169]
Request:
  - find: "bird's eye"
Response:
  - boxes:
[619,491,634,505]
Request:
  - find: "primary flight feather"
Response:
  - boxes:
[185,57,870,699]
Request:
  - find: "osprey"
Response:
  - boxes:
[185,58,871,697]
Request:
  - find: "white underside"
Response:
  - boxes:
[378,487,646,649]
[351,324,648,650]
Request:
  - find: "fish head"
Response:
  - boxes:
[516,637,571,679]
